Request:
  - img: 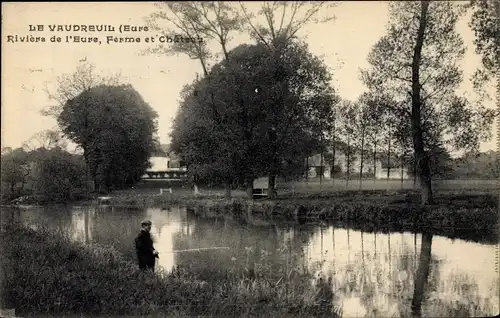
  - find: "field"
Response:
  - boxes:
[129,177,499,198]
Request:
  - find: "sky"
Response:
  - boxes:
[2,1,498,153]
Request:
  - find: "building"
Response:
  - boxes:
[143,144,186,179]
[306,148,409,180]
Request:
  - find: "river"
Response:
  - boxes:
[4,204,499,317]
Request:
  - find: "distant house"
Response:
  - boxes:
[306,147,409,180]
[147,156,170,172]
[143,144,186,179]
[146,144,185,170]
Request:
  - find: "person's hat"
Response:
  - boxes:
[141,219,152,226]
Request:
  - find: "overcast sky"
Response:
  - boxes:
[2,1,497,153]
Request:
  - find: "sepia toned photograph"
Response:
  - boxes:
[1,1,499,317]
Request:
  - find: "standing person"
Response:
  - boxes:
[134,220,159,272]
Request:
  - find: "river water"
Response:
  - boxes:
[4,205,499,317]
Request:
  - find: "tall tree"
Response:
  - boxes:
[357,93,382,183]
[337,100,358,187]
[328,105,339,184]
[239,1,338,198]
[171,40,337,199]
[380,97,401,185]
[171,44,269,198]
[41,61,122,119]
[356,94,376,189]
[58,84,158,192]
[362,1,496,205]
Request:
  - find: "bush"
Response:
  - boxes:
[29,148,91,203]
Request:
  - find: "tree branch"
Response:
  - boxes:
[239,2,270,48]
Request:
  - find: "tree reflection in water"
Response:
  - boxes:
[411,231,433,317]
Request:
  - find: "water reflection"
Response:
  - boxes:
[4,205,498,317]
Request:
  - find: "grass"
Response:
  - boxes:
[87,178,499,208]
[0,223,341,317]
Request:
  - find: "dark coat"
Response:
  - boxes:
[134,230,157,270]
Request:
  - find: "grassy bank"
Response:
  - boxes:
[84,186,499,243]
[88,185,499,209]
[0,224,340,317]
[187,197,499,243]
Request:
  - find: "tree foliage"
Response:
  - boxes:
[469,0,500,83]
[453,150,500,179]
[144,2,244,74]
[406,143,455,179]
[1,148,30,201]
[58,84,159,192]
[41,62,123,119]
[170,40,337,197]
[239,1,337,47]
[1,147,91,203]
[22,129,68,152]
[29,148,90,202]
[362,1,497,204]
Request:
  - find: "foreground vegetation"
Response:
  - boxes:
[0,224,340,317]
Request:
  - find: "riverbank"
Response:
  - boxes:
[80,188,499,243]
[0,224,340,317]
[4,184,498,244]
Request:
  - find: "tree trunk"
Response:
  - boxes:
[220,37,229,60]
[411,0,433,205]
[387,136,391,184]
[411,231,433,317]
[319,149,323,192]
[267,174,277,199]
[332,139,336,185]
[246,177,254,199]
[401,148,405,189]
[305,156,309,183]
[359,130,365,190]
[413,157,418,188]
[224,184,231,199]
[346,137,351,188]
[198,50,209,76]
[401,162,404,188]
[373,140,377,183]
[192,174,200,196]
[224,180,232,199]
